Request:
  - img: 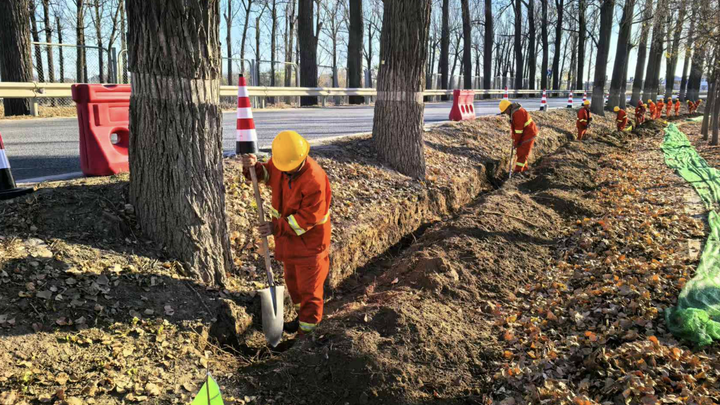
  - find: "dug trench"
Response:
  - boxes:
[222,121,649,403]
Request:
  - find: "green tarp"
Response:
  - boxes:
[662,124,720,346]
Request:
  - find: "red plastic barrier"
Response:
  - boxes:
[71,84,131,176]
[449,90,476,121]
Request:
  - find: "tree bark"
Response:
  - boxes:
[42,0,54,84]
[240,0,253,73]
[0,0,33,115]
[440,0,450,100]
[298,0,318,105]
[665,1,686,101]
[552,0,564,90]
[461,0,472,89]
[348,0,363,103]
[372,0,431,180]
[513,0,523,91]
[57,16,65,82]
[712,78,720,145]
[608,0,634,109]
[225,0,232,85]
[528,0,536,90]
[642,0,667,102]
[483,0,493,94]
[269,0,277,103]
[540,0,548,90]
[701,76,714,139]
[120,0,127,82]
[620,45,631,109]
[76,0,86,83]
[285,0,295,88]
[576,0,585,90]
[29,0,44,81]
[679,7,695,101]
[126,0,231,286]
[630,0,652,105]
[93,0,104,83]
[590,0,614,115]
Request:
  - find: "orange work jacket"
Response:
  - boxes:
[577,107,591,129]
[616,109,628,130]
[509,107,538,148]
[247,156,332,264]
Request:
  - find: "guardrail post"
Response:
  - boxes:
[30,98,39,117]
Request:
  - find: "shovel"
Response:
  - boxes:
[248,166,284,347]
[508,145,515,180]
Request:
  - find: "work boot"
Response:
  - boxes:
[284,316,299,333]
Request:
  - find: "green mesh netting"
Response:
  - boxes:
[662,123,720,346]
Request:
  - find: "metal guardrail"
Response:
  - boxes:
[0,82,706,116]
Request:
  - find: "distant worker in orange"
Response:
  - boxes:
[576,100,592,141]
[674,99,681,116]
[499,99,538,173]
[635,101,646,126]
[648,99,657,120]
[614,106,631,132]
[666,98,673,117]
[687,99,696,114]
[695,99,703,112]
[242,131,332,337]
[657,98,665,119]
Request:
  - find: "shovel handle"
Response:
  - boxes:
[249,166,276,287]
[508,145,515,179]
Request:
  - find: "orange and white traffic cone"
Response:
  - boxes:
[582,91,587,103]
[567,92,574,108]
[539,89,547,111]
[235,75,258,154]
[0,132,34,201]
[504,87,509,101]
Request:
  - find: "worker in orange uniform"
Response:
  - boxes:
[648,99,657,120]
[657,98,665,119]
[614,106,632,131]
[576,100,592,140]
[695,99,703,112]
[687,99,695,114]
[242,130,332,338]
[674,99,681,116]
[666,98,673,117]
[499,99,538,173]
[635,101,646,126]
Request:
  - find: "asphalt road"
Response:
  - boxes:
[1,97,570,181]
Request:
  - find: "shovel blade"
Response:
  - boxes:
[258,285,284,347]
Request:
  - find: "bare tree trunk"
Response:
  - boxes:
[450,31,461,88]
[590,0,614,115]
[513,0,523,91]
[365,18,374,87]
[712,80,720,145]
[620,46,631,109]
[540,0,548,90]
[42,0,54,84]
[552,0,564,90]
[76,0,86,83]
[440,0,449,99]
[93,0,104,83]
[225,0,232,85]
[483,0,493,94]
[701,78,714,139]
[608,0,634,109]
[461,0,472,89]
[679,7,695,101]
[348,0,363,103]
[240,0,253,73]
[126,0,230,286]
[373,0,431,180]
[630,0,652,105]
[0,0,33,115]
[575,0,586,90]
[665,1,686,101]
[120,0,127,82]
[285,0,295,88]
[269,0,277,103]
[298,0,318,105]
[29,0,44,81]
[57,16,64,83]
[687,42,706,101]
[642,0,666,102]
[528,0,536,90]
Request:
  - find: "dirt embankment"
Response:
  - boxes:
[0,108,616,404]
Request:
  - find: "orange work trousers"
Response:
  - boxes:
[283,255,329,333]
[514,138,535,172]
[577,124,588,141]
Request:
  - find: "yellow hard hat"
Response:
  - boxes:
[583,100,590,106]
[613,106,620,112]
[272,130,310,172]
[648,99,652,103]
[499,99,511,113]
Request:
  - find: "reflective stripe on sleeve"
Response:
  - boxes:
[300,321,317,333]
[287,215,306,236]
[515,161,526,167]
[270,207,281,219]
[514,129,523,134]
[578,119,587,122]
[524,118,533,127]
